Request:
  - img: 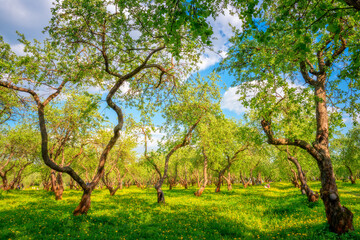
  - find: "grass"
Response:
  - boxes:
[0,182,359,239]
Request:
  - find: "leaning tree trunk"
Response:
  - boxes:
[109,186,120,196]
[6,162,31,191]
[345,165,356,184]
[288,155,319,202]
[194,150,208,197]
[261,74,354,233]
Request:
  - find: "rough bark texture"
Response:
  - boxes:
[73,188,93,216]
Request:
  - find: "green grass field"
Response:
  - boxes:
[0,182,359,239]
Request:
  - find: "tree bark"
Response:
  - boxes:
[4,162,31,191]
[261,73,354,232]
[290,168,300,188]
[73,188,93,216]
[240,172,250,188]
[287,154,319,202]
[223,172,232,191]
[215,171,224,192]
[51,170,64,200]
[345,165,356,184]
[194,149,208,196]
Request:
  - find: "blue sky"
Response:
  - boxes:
[0,0,246,150]
[1,1,352,152]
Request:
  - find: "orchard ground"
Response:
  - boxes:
[0,182,359,240]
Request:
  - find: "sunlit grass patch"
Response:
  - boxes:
[0,182,359,239]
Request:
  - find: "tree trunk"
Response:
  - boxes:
[109,186,120,196]
[314,83,353,233]
[345,165,356,184]
[250,171,256,186]
[223,172,232,191]
[155,181,165,203]
[183,166,188,189]
[287,155,319,202]
[240,172,250,188]
[290,168,300,188]
[1,175,8,190]
[69,178,74,190]
[153,117,202,203]
[261,77,354,233]
[195,149,208,197]
[73,188,93,216]
[215,171,223,192]
[318,155,353,233]
[51,170,64,200]
[5,162,31,191]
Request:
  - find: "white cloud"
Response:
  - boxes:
[221,86,246,115]
[106,4,116,14]
[208,8,242,52]
[11,43,25,56]
[0,0,52,28]
[196,8,243,70]
[197,52,222,71]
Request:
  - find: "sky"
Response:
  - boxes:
[1,1,353,153]
[0,0,247,151]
